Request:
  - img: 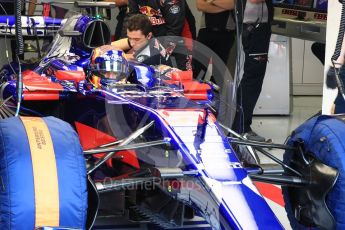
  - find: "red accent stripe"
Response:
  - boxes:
[75,122,140,169]
[43,4,51,17]
[23,70,63,91]
[55,70,85,83]
[75,122,116,150]
[254,182,285,207]
[23,92,60,100]
[181,20,193,51]
[182,82,211,92]
[184,93,208,100]
[171,71,193,81]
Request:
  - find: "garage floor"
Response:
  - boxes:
[94,96,322,230]
[253,96,322,164]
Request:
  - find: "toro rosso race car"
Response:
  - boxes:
[0,2,344,230]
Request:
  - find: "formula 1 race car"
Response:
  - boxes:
[0,2,344,230]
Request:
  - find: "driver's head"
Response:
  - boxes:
[127,14,153,52]
[92,49,128,86]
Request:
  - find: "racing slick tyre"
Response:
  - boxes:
[282,115,345,229]
[0,116,88,229]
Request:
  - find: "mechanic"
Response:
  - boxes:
[96,14,171,66]
[122,0,196,70]
[231,0,273,141]
[193,0,235,80]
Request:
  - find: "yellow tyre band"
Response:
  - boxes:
[21,117,60,227]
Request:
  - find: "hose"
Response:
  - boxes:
[15,0,24,56]
[15,0,24,117]
[332,0,345,61]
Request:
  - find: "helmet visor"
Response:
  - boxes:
[95,60,127,73]
[93,57,128,81]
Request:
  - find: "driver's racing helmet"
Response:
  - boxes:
[91,50,128,86]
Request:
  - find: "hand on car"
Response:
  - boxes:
[125,53,135,60]
[97,45,115,55]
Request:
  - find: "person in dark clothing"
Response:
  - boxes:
[124,0,185,38]
[193,0,235,80]
[115,6,127,39]
[96,14,172,66]
[185,3,196,40]
[232,0,273,141]
[122,0,195,70]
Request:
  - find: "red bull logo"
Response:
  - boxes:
[139,5,166,25]
[139,6,162,17]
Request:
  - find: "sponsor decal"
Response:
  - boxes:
[139,5,163,17]
[137,55,145,62]
[281,9,298,16]
[169,5,180,14]
[314,13,327,20]
[139,6,166,25]
[149,17,165,25]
